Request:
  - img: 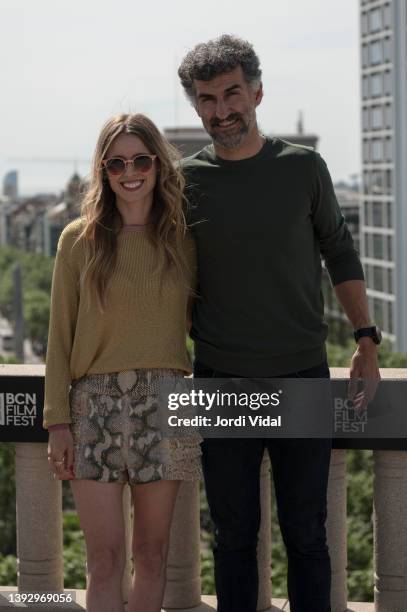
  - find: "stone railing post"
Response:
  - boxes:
[257,451,272,611]
[163,481,201,608]
[373,450,407,610]
[326,448,348,612]
[15,443,64,591]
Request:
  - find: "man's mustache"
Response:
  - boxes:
[210,114,241,127]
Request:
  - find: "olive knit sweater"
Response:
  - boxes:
[43,218,195,429]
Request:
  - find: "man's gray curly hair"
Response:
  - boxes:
[178,34,262,103]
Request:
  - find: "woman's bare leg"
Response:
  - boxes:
[128,480,181,612]
[70,479,126,612]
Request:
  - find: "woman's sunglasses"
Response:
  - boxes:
[102,154,157,176]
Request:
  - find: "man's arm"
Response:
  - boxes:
[334,279,381,409]
[310,153,380,407]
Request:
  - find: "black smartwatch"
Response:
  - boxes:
[354,325,382,345]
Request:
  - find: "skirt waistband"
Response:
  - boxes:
[71,369,184,396]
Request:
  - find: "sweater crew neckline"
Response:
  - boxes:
[206,136,275,167]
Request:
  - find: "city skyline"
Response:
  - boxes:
[1,0,360,195]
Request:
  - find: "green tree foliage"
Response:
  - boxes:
[0,246,53,356]
[63,513,86,589]
[327,339,407,368]
[0,444,16,557]
[24,289,51,349]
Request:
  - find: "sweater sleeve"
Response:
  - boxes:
[43,250,79,429]
[311,152,365,286]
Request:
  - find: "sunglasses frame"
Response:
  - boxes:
[102,154,157,176]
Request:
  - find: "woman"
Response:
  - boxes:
[43,113,202,612]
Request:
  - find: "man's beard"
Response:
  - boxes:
[209,113,251,149]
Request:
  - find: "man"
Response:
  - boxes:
[178,35,380,612]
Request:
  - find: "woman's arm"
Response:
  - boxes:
[43,247,79,429]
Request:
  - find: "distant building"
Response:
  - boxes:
[360,0,406,349]
[4,173,82,255]
[164,127,211,157]
[3,170,18,199]
[164,112,318,156]
[6,195,57,252]
[43,173,83,256]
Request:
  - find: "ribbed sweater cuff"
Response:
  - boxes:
[327,252,365,286]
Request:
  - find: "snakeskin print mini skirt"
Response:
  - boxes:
[69,369,203,484]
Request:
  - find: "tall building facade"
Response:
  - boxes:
[3,170,18,199]
[360,0,407,350]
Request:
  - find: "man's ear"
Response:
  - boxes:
[254,81,263,107]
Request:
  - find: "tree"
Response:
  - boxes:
[0,246,53,357]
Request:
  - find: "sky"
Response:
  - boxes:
[0,0,361,196]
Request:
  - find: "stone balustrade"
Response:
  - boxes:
[1,365,407,611]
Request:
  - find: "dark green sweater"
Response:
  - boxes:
[181,137,364,376]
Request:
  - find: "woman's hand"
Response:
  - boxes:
[48,428,75,480]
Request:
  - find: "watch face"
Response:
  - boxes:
[374,326,382,344]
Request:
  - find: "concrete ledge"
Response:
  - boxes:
[0,589,375,611]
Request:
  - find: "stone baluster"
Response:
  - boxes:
[15,443,64,592]
[326,448,348,612]
[163,481,201,608]
[257,451,272,611]
[373,450,407,611]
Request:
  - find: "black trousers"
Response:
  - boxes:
[194,360,332,612]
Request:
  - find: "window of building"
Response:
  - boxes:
[364,201,371,225]
[387,235,393,261]
[361,12,369,34]
[364,233,373,258]
[373,266,384,292]
[362,108,370,130]
[384,104,392,128]
[371,73,383,97]
[386,201,393,227]
[374,298,384,327]
[371,170,384,194]
[373,201,384,226]
[383,4,392,28]
[363,140,370,162]
[370,7,382,32]
[362,44,369,67]
[372,139,383,161]
[362,76,369,99]
[383,38,392,62]
[387,268,394,294]
[373,234,384,259]
[364,263,371,287]
[388,302,394,334]
[384,71,392,95]
[363,171,370,195]
[371,106,383,129]
[384,137,392,161]
[370,40,383,65]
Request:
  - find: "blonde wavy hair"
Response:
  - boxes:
[78,113,189,309]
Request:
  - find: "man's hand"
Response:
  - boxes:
[348,338,381,411]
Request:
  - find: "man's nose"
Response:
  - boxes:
[215,99,230,120]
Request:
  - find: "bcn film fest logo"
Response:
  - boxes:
[334,397,367,433]
[0,392,37,427]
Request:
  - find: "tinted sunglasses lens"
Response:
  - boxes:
[133,156,153,172]
[105,159,125,175]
